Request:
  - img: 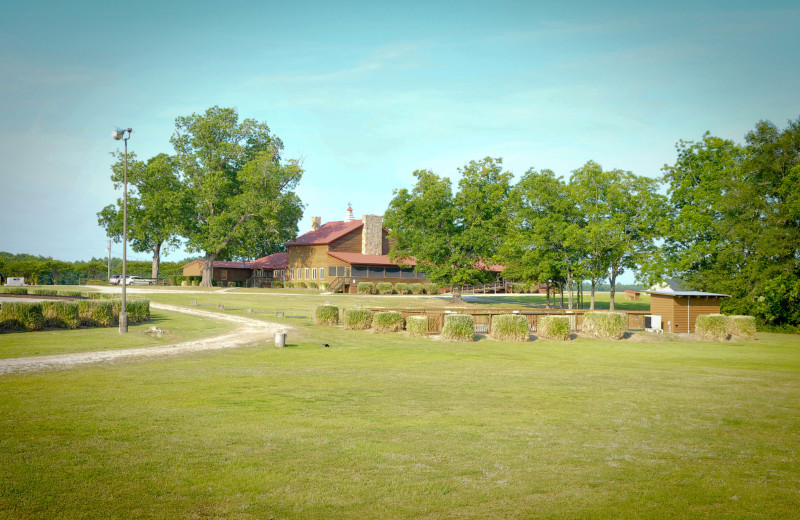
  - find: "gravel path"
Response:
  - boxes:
[0,302,290,375]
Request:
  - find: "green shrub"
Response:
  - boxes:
[394,283,409,295]
[41,301,80,329]
[5,287,28,295]
[512,283,525,294]
[169,275,181,285]
[0,302,44,331]
[727,315,756,340]
[126,300,151,324]
[318,282,327,290]
[78,300,115,327]
[537,315,571,341]
[357,282,374,294]
[406,315,428,337]
[307,281,318,289]
[191,280,200,286]
[295,281,307,289]
[314,305,339,326]
[490,314,530,342]
[376,282,393,295]
[441,314,474,342]
[582,312,626,340]
[409,283,424,295]
[423,283,439,295]
[696,314,728,342]
[271,281,284,288]
[372,311,404,333]
[342,309,372,330]
[58,291,84,298]
[32,288,58,296]
[181,280,189,286]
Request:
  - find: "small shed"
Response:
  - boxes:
[644,291,731,333]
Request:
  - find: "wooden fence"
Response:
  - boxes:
[363,308,650,335]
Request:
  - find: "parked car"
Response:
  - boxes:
[109,275,122,285]
[125,276,151,285]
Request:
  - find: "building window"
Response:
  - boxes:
[290,268,294,279]
[281,270,285,280]
[304,268,310,279]
[319,268,324,280]
[312,268,317,280]
[221,270,227,280]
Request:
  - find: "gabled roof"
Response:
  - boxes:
[326,251,417,267]
[644,291,731,298]
[249,252,288,269]
[287,220,364,246]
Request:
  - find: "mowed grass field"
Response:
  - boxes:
[0,289,798,519]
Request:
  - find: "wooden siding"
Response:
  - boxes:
[182,261,204,277]
[328,229,362,253]
[214,267,250,286]
[649,294,674,331]
[649,293,722,333]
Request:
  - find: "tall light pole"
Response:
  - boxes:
[112,127,132,333]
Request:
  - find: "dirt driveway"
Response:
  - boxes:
[0,302,290,375]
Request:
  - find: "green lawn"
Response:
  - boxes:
[0,309,236,358]
[0,292,798,519]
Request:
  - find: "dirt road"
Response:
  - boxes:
[0,302,290,375]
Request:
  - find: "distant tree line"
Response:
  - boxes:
[386,116,800,329]
[0,252,193,285]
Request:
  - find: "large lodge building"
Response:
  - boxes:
[182,206,435,292]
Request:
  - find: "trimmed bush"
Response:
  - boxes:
[314,305,339,326]
[343,309,372,330]
[696,314,728,342]
[191,280,200,286]
[406,315,428,337]
[441,314,474,342]
[59,291,84,298]
[423,283,439,295]
[537,315,570,341]
[490,314,530,342]
[409,283,424,295]
[372,311,404,333]
[394,283,409,295]
[376,282,393,295]
[271,281,284,288]
[181,280,189,286]
[318,282,327,291]
[0,302,44,331]
[512,283,525,294]
[307,281,318,289]
[582,312,626,340]
[32,289,58,296]
[5,287,28,295]
[295,281,308,289]
[357,282,374,294]
[127,299,151,324]
[41,301,80,329]
[727,315,756,340]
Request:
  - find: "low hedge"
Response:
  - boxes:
[314,305,339,326]
[318,282,327,291]
[582,312,626,340]
[394,283,409,295]
[441,314,474,342]
[696,314,728,341]
[31,289,58,296]
[409,283,424,295]
[126,300,151,324]
[376,282,393,295]
[727,315,756,341]
[406,315,427,336]
[271,281,284,288]
[423,283,439,295]
[357,282,374,294]
[490,314,530,342]
[0,302,44,331]
[342,309,372,330]
[41,301,80,329]
[537,315,570,341]
[3,287,28,295]
[295,281,308,289]
[372,311,403,333]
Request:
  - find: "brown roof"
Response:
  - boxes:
[249,252,288,269]
[287,220,363,246]
[326,251,417,267]
[182,259,252,269]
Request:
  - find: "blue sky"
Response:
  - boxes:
[1,0,799,273]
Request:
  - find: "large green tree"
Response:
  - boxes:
[385,157,512,302]
[98,152,187,279]
[659,117,800,323]
[171,106,304,286]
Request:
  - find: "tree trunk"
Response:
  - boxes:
[609,266,618,311]
[590,280,596,310]
[452,284,463,304]
[567,272,573,309]
[545,284,551,308]
[560,282,564,308]
[202,253,216,287]
[151,241,162,280]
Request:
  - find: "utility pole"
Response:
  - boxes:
[107,239,111,281]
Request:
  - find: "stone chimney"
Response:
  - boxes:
[361,214,383,255]
[311,216,321,231]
